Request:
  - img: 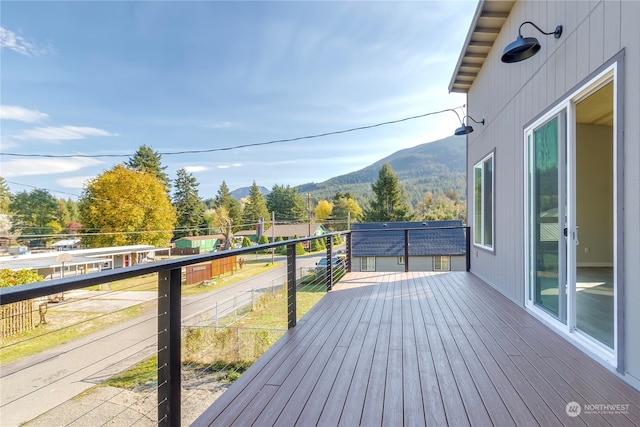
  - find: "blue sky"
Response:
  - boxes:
[1,1,475,200]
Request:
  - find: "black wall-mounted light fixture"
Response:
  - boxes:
[501,21,563,63]
[453,113,485,136]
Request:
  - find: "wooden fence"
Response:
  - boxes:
[1,300,34,338]
[185,256,237,285]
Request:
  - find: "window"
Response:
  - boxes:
[397,256,405,265]
[474,153,494,249]
[361,257,376,272]
[433,256,450,271]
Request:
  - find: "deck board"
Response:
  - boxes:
[193,272,640,427]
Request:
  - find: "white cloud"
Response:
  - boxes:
[209,121,233,129]
[14,126,117,141]
[57,176,95,189]
[184,166,208,173]
[0,105,49,122]
[0,26,54,57]
[0,157,103,178]
[216,163,242,169]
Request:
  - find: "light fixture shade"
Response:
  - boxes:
[501,35,541,63]
[454,125,474,135]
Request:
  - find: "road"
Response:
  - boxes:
[0,254,323,426]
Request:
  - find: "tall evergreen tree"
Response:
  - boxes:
[0,177,12,213]
[363,163,413,222]
[126,145,171,193]
[242,181,269,229]
[172,168,205,238]
[266,184,306,222]
[214,181,242,230]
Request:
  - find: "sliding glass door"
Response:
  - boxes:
[528,113,566,323]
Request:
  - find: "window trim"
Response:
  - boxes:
[473,151,495,251]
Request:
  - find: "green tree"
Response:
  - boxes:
[242,181,269,230]
[214,181,242,231]
[415,190,466,221]
[125,145,171,193]
[0,269,44,287]
[258,234,270,253]
[363,163,413,222]
[332,193,363,230]
[9,189,58,237]
[66,199,80,222]
[266,185,306,222]
[56,199,71,229]
[0,177,12,213]
[241,236,252,247]
[79,164,176,248]
[173,168,206,239]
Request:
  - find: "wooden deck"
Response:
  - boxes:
[193,272,640,426]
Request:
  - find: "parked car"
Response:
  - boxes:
[315,256,345,274]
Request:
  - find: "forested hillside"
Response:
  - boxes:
[296,135,466,205]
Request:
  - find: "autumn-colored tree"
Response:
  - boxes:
[415,190,466,221]
[314,200,334,222]
[0,269,43,287]
[332,193,363,230]
[79,164,177,248]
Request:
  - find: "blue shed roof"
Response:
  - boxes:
[351,220,466,257]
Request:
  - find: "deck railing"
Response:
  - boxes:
[0,232,350,425]
[0,225,470,425]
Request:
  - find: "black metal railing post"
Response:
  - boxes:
[158,267,181,426]
[345,232,352,272]
[465,226,471,271]
[325,236,333,291]
[404,229,410,273]
[287,244,297,329]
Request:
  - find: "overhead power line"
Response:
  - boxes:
[1,107,465,159]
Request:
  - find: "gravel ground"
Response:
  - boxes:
[23,371,231,426]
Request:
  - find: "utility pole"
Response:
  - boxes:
[307,193,312,238]
[271,211,275,264]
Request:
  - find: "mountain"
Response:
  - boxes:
[296,135,466,206]
[230,186,270,199]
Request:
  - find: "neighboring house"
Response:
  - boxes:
[450,0,639,389]
[351,220,466,272]
[51,239,81,251]
[261,223,329,241]
[174,235,226,253]
[0,245,159,277]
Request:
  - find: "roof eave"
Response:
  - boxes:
[448,0,515,94]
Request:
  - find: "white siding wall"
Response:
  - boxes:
[466,0,639,385]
